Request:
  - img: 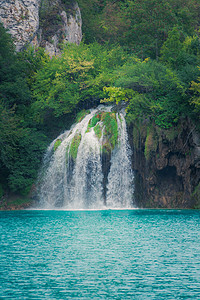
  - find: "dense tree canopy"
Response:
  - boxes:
[0,25,48,194]
[78,0,200,58]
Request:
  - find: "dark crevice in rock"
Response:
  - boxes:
[101,151,111,205]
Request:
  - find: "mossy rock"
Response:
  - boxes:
[132,120,149,150]
[86,112,118,150]
[69,132,82,160]
[101,112,118,149]
[76,109,90,123]
[0,184,4,199]
[54,139,62,152]
[192,183,200,209]
[94,123,102,139]
[133,125,140,150]
[144,125,158,161]
[87,113,101,131]
[0,196,32,210]
[102,142,112,155]
[164,126,180,142]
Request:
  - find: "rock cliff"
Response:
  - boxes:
[0,0,82,54]
[0,0,40,51]
[131,118,200,208]
[39,0,82,56]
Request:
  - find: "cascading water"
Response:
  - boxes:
[106,114,134,208]
[37,106,134,209]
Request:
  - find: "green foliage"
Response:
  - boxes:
[160,28,200,86]
[0,24,31,110]
[7,129,48,193]
[0,23,14,59]
[0,196,32,210]
[78,0,125,44]
[69,132,82,160]
[0,98,48,193]
[54,139,62,152]
[78,0,200,58]
[18,46,50,87]
[190,69,200,115]
[0,101,24,169]
[102,86,135,104]
[160,27,183,69]
[105,59,186,128]
[32,43,128,123]
[1,0,200,200]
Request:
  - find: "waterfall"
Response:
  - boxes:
[106,114,134,208]
[37,106,134,209]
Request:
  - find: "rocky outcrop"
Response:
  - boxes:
[131,118,200,208]
[39,0,82,56]
[0,0,82,54]
[0,0,40,51]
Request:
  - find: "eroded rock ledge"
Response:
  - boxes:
[131,118,200,208]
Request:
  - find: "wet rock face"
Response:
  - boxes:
[131,119,200,208]
[0,0,82,54]
[0,0,40,51]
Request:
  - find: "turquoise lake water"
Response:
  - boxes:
[0,209,199,299]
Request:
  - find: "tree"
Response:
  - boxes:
[0,100,48,193]
[190,69,200,116]
[78,0,200,58]
[0,24,31,110]
[104,59,187,127]
[32,42,130,123]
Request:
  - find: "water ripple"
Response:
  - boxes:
[0,209,200,299]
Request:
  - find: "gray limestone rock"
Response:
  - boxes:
[0,0,82,54]
[0,0,40,51]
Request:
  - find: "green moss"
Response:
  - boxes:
[101,112,118,149]
[54,139,62,152]
[10,198,31,206]
[144,125,158,161]
[87,114,101,131]
[164,126,179,141]
[192,183,200,209]
[133,126,140,150]
[118,114,123,123]
[69,132,81,160]
[94,123,102,139]
[86,111,118,153]
[76,109,90,123]
[20,184,32,196]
